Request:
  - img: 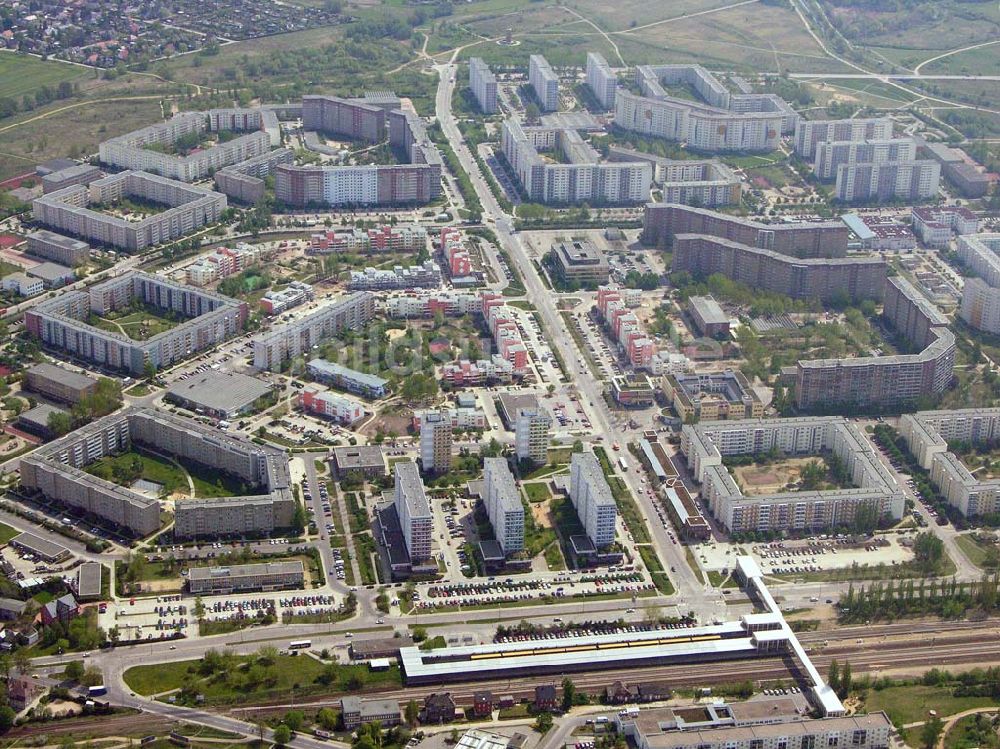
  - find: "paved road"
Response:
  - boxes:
[432,60,710,610]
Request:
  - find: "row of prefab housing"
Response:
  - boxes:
[474,53,949,205]
[31,98,443,252]
[678,406,1000,534]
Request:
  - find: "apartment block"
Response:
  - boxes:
[793,117,894,159]
[302,95,386,142]
[514,408,551,465]
[643,203,848,257]
[214,148,294,204]
[664,370,763,422]
[670,234,885,304]
[813,138,917,181]
[597,285,660,370]
[412,407,486,432]
[25,271,247,374]
[251,292,375,371]
[882,276,949,350]
[394,461,432,562]
[420,411,453,474]
[307,359,388,399]
[501,119,651,205]
[33,171,227,252]
[586,52,616,110]
[469,58,498,114]
[99,112,270,182]
[901,409,1000,517]
[957,235,1000,334]
[309,224,428,255]
[834,159,940,203]
[21,407,294,538]
[483,457,525,555]
[919,141,992,198]
[569,452,618,547]
[300,385,366,424]
[348,260,441,291]
[682,417,904,534]
[608,149,741,206]
[529,55,559,111]
[188,561,304,595]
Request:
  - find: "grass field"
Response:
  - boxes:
[124,653,401,703]
[0,53,88,102]
[0,522,19,545]
[0,97,163,181]
[863,684,999,726]
[86,449,188,496]
[89,307,181,342]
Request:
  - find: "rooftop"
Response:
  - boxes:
[11,532,69,560]
[166,371,271,414]
[27,363,98,391]
[187,560,304,580]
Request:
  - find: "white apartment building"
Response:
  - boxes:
[901,409,1000,517]
[793,117,894,159]
[469,57,498,114]
[483,457,525,554]
[834,160,940,203]
[957,234,1000,334]
[586,52,616,110]
[529,54,559,111]
[514,408,551,465]
[569,452,618,547]
[419,411,453,474]
[813,138,917,181]
[394,461,432,562]
[300,385,366,424]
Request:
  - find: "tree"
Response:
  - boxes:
[143,359,157,382]
[64,660,85,681]
[283,710,305,732]
[921,716,943,749]
[828,659,840,696]
[273,724,292,746]
[257,645,278,666]
[914,532,945,573]
[46,410,73,437]
[561,677,576,711]
[839,661,852,698]
[193,597,205,622]
[405,699,419,727]
[317,707,339,731]
[533,712,553,733]
[0,705,14,731]
[81,665,103,687]
[13,649,31,675]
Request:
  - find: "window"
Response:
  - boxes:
[852,732,867,746]
[778,740,788,749]
[751,740,764,749]
[802,736,816,749]
[828,736,839,747]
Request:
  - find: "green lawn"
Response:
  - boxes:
[0,522,19,545]
[863,685,999,726]
[124,654,401,704]
[524,482,551,503]
[0,53,86,103]
[86,449,188,496]
[88,307,181,342]
[955,534,998,569]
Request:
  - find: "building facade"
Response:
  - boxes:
[469,58,498,114]
[420,411,453,474]
[529,55,559,111]
[514,408,551,465]
[394,461,432,562]
[569,452,618,547]
[586,53,616,110]
[483,457,525,555]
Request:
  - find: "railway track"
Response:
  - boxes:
[225,628,1000,719]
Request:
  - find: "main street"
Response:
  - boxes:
[432,60,711,610]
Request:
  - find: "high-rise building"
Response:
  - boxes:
[833,159,940,203]
[420,411,453,474]
[394,461,432,562]
[585,52,616,110]
[468,58,498,114]
[813,138,917,181]
[301,95,386,142]
[569,452,617,547]
[793,117,894,159]
[528,55,559,111]
[483,457,525,555]
[514,408,551,465]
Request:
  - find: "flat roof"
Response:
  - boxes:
[401,622,749,680]
[75,562,103,598]
[27,262,75,282]
[841,213,876,241]
[19,403,68,428]
[11,532,69,560]
[689,295,728,325]
[27,363,98,391]
[333,444,385,468]
[308,358,388,389]
[188,560,303,580]
[27,230,90,251]
[167,371,271,414]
